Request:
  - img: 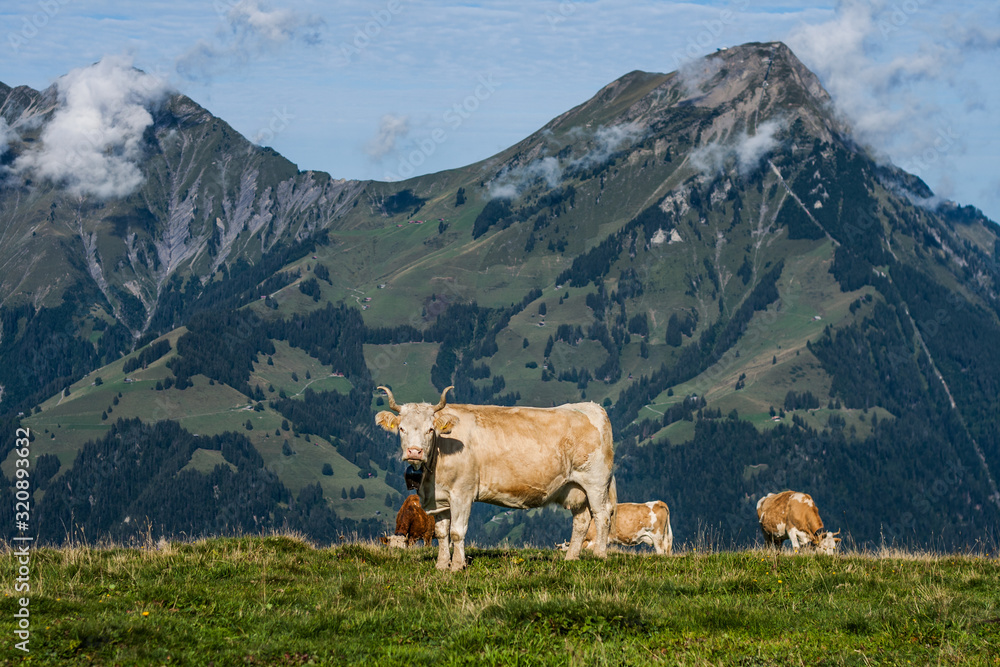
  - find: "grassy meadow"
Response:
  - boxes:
[2,536,998,665]
[9,331,399,524]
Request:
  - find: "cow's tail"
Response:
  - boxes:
[591,404,617,540]
[664,516,674,555]
[607,475,618,538]
[603,409,616,533]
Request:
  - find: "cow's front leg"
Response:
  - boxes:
[447,499,472,571]
[788,529,802,552]
[434,513,451,571]
[565,506,592,560]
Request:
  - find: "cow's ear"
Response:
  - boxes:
[433,415,454,435]
[376,411,400,432]
[834,537,842,544]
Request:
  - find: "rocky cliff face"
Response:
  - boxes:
[0,79,367,340]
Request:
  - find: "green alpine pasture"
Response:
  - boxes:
[10,331,397,524]
[2,536,998,665]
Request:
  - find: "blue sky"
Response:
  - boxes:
[2,0,998,221]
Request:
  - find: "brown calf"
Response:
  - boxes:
[381,493,435,548]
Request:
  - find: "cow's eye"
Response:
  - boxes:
[427,428,434,434]
[398,427,405,434]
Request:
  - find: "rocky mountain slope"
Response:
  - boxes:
[0,75,367,410]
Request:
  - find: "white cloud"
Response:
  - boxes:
[691,120,784,176]
[488,156,562,199]
[783,1,1000,217]
[175,0,324,81]
[677,55,725,97]
[487,121,644,199]
[785,0,1000,168]
[488,183,518,200]
[366,113,410,160]
[571,121,646,171]
[735,121,783,173]
[946,23,1000,50]
[228,0,322,45]
[14,55,170,199]
[787,1,940,149]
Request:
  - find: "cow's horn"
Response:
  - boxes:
[831,530,841,537]
[434,386,453,412]
[378,386,401,413]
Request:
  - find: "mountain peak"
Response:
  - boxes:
[480,41,847,192]
[671,41,841,142]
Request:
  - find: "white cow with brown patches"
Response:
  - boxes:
[757,490,841,554]
[579,500,673,554]
[375,386,617,571]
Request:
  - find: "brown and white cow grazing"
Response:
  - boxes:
[380,493,435,548]
[757,491,841,554]
[577,500,673,554]
[375,385,616,571]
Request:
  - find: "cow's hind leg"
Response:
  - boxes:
[405,518,416,547]
[434,513,451,570]
[565,505,592,561]
[663,521,674,555]
[761,527,782,550]
[582,484,612,559]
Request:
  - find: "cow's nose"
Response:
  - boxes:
[405,448,424,460]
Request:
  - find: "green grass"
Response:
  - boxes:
[8,330,190,474]
[15,373,255,463]
[638,240,878,443]
[251,341,354,398]
[262,432,397,518]
[2,536,998,665]
[14,378,396,525]
[363,342,440,398]
[180,448,235,474]
[649,417,697,445]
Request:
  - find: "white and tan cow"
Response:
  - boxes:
[572,500,673,555]
[375,385,616,571]
[757,491,841,554]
